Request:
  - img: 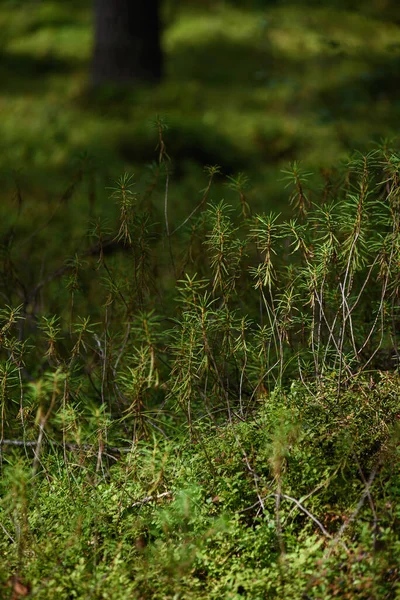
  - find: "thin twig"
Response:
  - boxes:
[170,172,214,236]
[0,521,15,544]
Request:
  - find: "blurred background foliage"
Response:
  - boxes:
[1,4,400,595]
[0,0,400,229]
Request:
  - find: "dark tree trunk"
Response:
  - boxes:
[92,0,163,85]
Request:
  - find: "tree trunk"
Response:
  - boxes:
[92,0,163,85]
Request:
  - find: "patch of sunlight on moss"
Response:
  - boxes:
[165,7,264,51]
[0,2,90,42]
[6,26,91,61]
[0,97,93,168]
[165,3,400,80]
[268,6,400,58]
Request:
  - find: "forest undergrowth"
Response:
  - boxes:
[0,130,399,598]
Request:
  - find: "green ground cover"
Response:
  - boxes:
[1,376,399,599]
[0,1,400,597]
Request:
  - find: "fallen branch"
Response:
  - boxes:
[279,493,333,540]
[0,439,134,454]
[129,491,172,508]
[239,491,333,541]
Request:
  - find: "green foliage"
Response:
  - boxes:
[2,2,400,594]
[1,131,400,597]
